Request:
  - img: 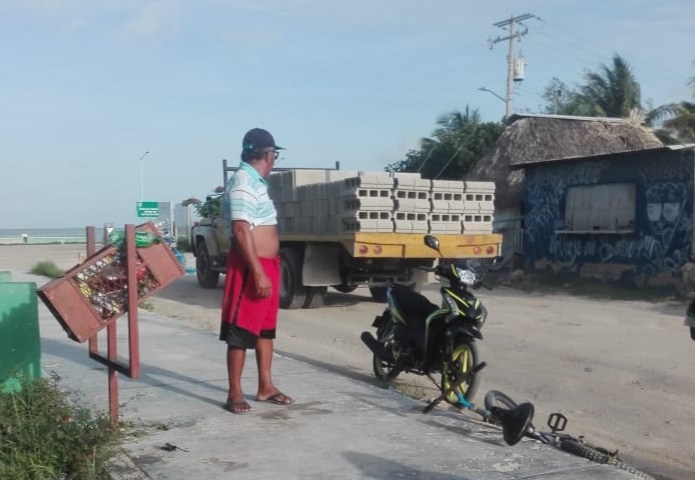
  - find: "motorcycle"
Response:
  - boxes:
[361,234,498,405]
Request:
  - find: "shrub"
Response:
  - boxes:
[29,260,63,278]
[0,374,122,480]
[176,236,192,252]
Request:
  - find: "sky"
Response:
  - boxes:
[1,0,694,229]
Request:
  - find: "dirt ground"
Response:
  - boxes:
[4,244,694,480]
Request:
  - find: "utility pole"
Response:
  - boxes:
[488,13,538,118]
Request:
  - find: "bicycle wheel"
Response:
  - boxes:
[559,440,656,479]
[484,390,536,431]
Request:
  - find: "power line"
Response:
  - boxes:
[538,18,691,86]
[524,35,691,102]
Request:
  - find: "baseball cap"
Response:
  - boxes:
[242,128,284,152]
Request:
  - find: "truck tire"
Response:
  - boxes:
[279,247,307,309]
[303,286,328,309]
[196,241,220,289]
[369,286,388,303]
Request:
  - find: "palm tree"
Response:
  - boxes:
[386,106,502,179]
[581,54,641,117]
[647,101,695,144]
[645,66,695,144]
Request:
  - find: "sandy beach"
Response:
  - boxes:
[0,243,91,274]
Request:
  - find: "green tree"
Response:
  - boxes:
[540,78,593,116]
[647,101,695,144]
[386,106,503,179]
[540,55,642,118]
[645,64,695,144]
[581,54,641,117]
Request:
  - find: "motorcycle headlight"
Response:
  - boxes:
[456,267,477,286]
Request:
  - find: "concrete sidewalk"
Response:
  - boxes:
[23,270,647,480]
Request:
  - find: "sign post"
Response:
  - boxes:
[136,201,159,218]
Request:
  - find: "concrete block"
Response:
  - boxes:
[291,170,332,187]
[431,179,464,192]
[343,174,395,190]
[343,197,395,212]
[430,191,465,213]
[428,213,463,234]
[464,192,495,213]
[342,212,394,233]
[394,175,430,190]
[462,180,496,192]
[392,212,429,233]
[327,170,359,181]
[462,213,494,233]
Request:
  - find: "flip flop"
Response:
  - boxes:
[224,400,252,414]
[256,392,293,405]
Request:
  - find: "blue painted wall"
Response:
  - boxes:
[523,149,694,283]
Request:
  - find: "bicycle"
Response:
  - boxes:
[484,390,656,480]
[422,362,535,447]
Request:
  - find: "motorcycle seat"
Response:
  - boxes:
[390,284,438,320]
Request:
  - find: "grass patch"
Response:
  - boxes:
[29,260,63,278]
[138,299,154,312]
[0,374,122,480]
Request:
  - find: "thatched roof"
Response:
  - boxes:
[466,114,664,209]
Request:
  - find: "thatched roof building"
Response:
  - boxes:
[466,114,664,209]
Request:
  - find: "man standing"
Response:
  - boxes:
[219,128,293,414]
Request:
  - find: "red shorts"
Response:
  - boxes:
[219,250,280,346]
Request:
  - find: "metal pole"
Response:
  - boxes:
[488,14,536,119]
[505,17,516,119]
[138,151,150,201]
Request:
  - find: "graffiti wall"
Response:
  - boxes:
[523,149,694,284]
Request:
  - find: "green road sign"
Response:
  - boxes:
[136,201,159,218]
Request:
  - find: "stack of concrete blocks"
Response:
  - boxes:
[341,172,395,233]
[267,169,495,235]
[429,180,465,234]
[461,181,495,233]
[269,169,359,233]
[392,173,430,233]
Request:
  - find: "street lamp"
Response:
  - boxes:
[138,151,150,201]
[478,86,506,103]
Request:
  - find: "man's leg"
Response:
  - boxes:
[255,338,292,404]
[226,346,252,413]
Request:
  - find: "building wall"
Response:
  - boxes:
[523,150,694,285]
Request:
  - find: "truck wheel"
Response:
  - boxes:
[279,247,307,309]
[303,286,328,309]
[196,241,220,289]
[369,286,388,303]
[333,285,357,294]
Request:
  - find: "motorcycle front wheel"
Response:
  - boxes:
[441,339,480,405]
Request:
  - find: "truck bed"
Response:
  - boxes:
[279,232,502,259]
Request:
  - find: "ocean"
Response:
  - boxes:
[0,228,106,245]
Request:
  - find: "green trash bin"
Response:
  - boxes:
[0,270,11,282]
[0,281,41,393]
